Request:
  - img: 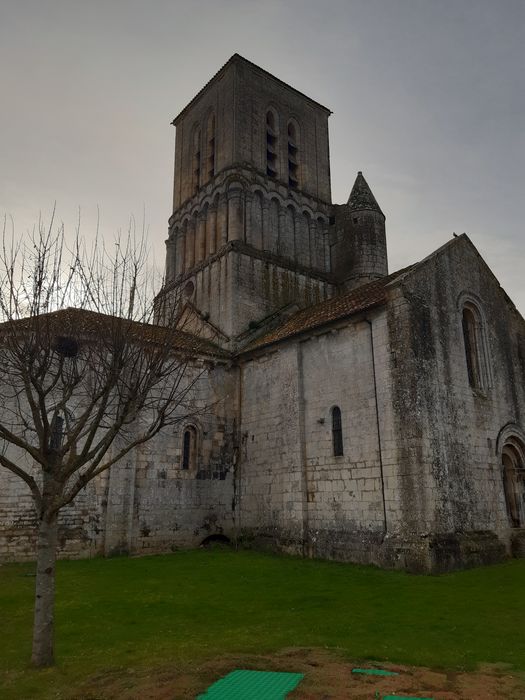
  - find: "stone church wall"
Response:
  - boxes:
[104,428,235,557]
[298,317,389,563]
[0,364,237,562]
[230,248,332,339]
[5,52,524,574]
[385,236,524,571]
[0,444,108,562]
[238,344,304,550]
[238,311,396,565]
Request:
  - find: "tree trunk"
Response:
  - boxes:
[31,512,58,667]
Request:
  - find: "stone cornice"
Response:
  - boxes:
[168,164,332,230]
[155,240,336,300]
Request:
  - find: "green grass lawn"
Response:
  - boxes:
[1,549,524,698]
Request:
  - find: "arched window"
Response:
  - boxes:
[181,425,197,470]
[266,110,278,178]
[332,406,343,457]
[192,126,201,194]
[501,438,525,527]
[461,301,489,391]
[287,120,299,189]
[207,112,216,180]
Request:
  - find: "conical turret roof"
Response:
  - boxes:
[347,171,384,215]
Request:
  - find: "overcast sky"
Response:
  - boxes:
[1,0,524,311]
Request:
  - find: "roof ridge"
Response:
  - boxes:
[172,54,331,125]
[0,307,231,359]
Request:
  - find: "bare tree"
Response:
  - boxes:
[0,211,209,666]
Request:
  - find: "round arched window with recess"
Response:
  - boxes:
[181,425,198,470]
[458,295,491,392]
[501,437,525,528]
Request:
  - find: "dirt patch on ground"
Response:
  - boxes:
[74,648,525,699]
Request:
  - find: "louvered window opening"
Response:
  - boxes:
[287,122,298,188]
[266,111,277,178]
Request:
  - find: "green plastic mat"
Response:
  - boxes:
[197,670,304,699]
[383,696,433,699]
[352,668,399,676]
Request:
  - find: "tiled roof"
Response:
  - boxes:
[240,267,413,354]
[0,268,414,361]
[0,308,230,360]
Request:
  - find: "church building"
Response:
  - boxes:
[1,55,524,572]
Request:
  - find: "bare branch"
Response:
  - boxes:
[0,207,213,524]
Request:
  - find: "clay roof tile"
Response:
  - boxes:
[239,266,413,354]
[0,308,230,360]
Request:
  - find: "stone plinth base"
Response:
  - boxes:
[240,527,509,574]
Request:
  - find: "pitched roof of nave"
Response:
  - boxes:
[239,265,414,355]
[0,307,230,360]
[12,240,517,364]
[239,232,525,356]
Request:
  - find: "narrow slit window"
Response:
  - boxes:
[266,110,278,178]
[287,121,299,189]
[182,425,197,470]
[332,406,343,457]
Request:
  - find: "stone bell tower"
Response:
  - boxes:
[156,54,335,346]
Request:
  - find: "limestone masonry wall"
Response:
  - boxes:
[0,365,237,562]
[238,312,395,565]
[2,55,524,573]
[386,237,525,571]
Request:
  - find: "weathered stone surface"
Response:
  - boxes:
[2,56,524,573]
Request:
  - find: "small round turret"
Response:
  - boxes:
[331,172,388,291]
